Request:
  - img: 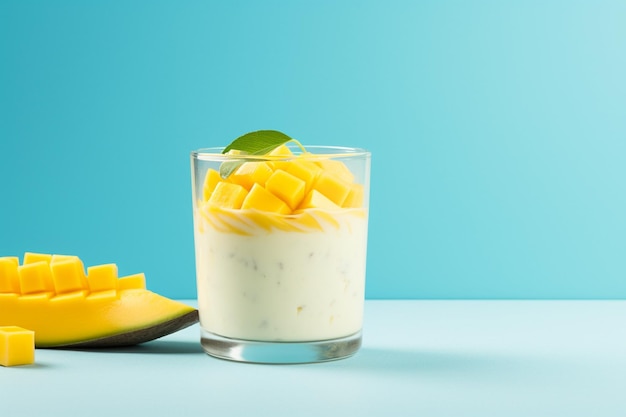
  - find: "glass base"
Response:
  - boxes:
[200,328,362,364]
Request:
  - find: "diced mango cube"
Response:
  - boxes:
[267,144,294,170]
[228,162,274,190]
[241,183,291,214]
[51,254,80,264]
[87,264,118,292]
[314,159,354,183]
[0,257,20,294]
[202,169,222,202]
[0,326,35,367]
[269,144,294,156]
[343,183,365,208]
[23,253,52,265]
[0,257,18,266]
[297,190,341,211]
[118,273,146,290]
[313,172,352,206]
[283,160,323,194]
[50,258,88,294]
[18,262,54,294]
[208,182,248,209]
[265,169,306,210]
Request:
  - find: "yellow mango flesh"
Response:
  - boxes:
[208,181,248,209]
[0,326,35,367]
[266,144,294,170]
[312,172,352,206]
[297,189,341,211]
[314,159,355,183]
[50,258,88,294]
[265,169,306,210]
[0,258,20,293]
[241,183,291,214]
[0,253,196,348]
[228,162,274,190]
[283,160,323,193]
[199,147,367,233]
[202,168,222,201]
[343,183,365,208]
[87,264,118,292]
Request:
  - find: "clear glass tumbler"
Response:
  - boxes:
[190,145,370,363]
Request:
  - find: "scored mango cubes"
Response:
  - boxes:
[202,149,364,214]
[18,262,54,295]
[87,264,119,292]
[0,257,20,293]
[50,258,88,294]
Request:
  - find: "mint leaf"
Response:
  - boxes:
[219,130,295,178]
[222,130,294,155]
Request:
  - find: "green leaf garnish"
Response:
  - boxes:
[219,130,305,178]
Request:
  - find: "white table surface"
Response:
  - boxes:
[2,300,625,417]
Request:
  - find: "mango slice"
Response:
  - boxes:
[0,254,198,348]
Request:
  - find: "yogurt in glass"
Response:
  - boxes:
[191,145,370,363]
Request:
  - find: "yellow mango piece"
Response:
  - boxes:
[343,183,365,208]
[241,183,291,214]
[51,254,80,264]
[118,273,146,290]
[0,326,35,367]
[228,162,274,190]
[267,144,294,170]
[202,169,222,202]
[0,257,20,293]
[283,160,323,194]
[87,264,118,292]
[265,169,306,210]
[23,252,52,265]
[50,258,88,294]
[50,290,88,304]
[0,256,18,266]
[314,159,355,183]
[1,288,195,348]
[208,182,248,209]
[18,261,54,294]
[0,255,198,348]
[313,172,352,206]
[297,189,341,211]
[86,290,117,302]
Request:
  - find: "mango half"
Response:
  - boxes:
[0,253,198,348]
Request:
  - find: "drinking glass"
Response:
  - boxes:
[190,145,370,363]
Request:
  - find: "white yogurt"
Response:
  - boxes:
[194,210,368,342]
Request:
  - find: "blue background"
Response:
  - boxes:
[1,1,624,299]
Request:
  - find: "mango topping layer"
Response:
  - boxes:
[198,146,366,234]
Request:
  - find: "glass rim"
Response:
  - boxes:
[191,145,370,161]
